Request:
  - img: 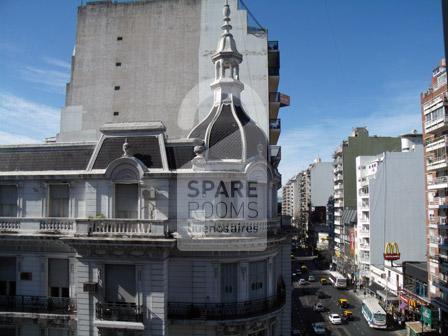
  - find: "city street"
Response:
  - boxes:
[291,256,406,336]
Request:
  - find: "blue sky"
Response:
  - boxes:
[0,0,445,180]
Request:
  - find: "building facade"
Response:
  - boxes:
[281,160,332,249]
[57,0,289,144]
[0,1,291,336]
[331,128,401,278]
[355,134,426,283]
[422,58,448,334]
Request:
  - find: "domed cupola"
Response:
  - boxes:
[188,0,267,162]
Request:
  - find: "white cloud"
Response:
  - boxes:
[20,66,70,93]
[43,57,71,70]
[278,84,423,181]
[0,91,59,144]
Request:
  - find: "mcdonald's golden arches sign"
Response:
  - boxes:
[384,242,400,261]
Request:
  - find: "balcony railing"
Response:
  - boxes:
[167,292,285,320]
[96,302,143,322]
[425,115,448,133]
[268,41,279,51]
[427,155,447,168]
[428,176,448,187]
[428,197,448,208]
[78,219,170,238]
[426,135,448,151]
[269,92,290,107]
[269,118,281,130]
[0,217,75,234]
[0,295,76,314]
[1,217,284,240]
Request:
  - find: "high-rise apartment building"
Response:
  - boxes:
[281,160,332,248]
[422,58,448,334]
[57,0,289,144]
[355,134,426,284]
[332,128,401,278]
[0,1,291,335]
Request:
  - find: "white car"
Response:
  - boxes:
[328,313,342,325]
[298,279,308,286]
[308,275,316,282]
[311,322,326,334]
[313,302,325,312]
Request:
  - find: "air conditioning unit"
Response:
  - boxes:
[83,282,98,293]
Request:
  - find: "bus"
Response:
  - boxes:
[361,297,387,329]
[328,271,347,288]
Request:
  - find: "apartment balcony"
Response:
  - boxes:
[334,191,343,199]
[334,183,343,191]
[424,113,448,134]
[358,217,370,224]
[268,41,280,92]
[428,176,448,189]
[334,227,341,235]
[167,292,285,321]
[359,243,370,250]
[426,155,448,171]
[359,203,369,210]
[269,118,281,145]
[334,174,343,182]
[0,217,75,235]
[429,235,442,245]
[334,218,341,225]
[359,189,369,197]
[0,217,172,239]
[0,295,76,316]
[333,164,343,173]
[426,135,448,152]
[428,197,448,209]
[96,302,143,323]
[269,92,290,119]
[358,227,370,237]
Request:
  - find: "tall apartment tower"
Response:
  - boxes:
[422,58,448,334]
[355,134,426,284]
[332,128,401,278]
[57,0,289,144]
[0,1,291,336]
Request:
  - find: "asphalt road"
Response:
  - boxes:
[291,257,405,336]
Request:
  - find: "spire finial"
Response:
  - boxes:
[222,0,232,34]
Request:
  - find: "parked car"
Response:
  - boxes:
[329,313,342,325]
[312,322,326,335]
[298,279,308,286]
[313,302,325,312]
[308,275,316,282]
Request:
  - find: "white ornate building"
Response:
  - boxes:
[0,2,290,336]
